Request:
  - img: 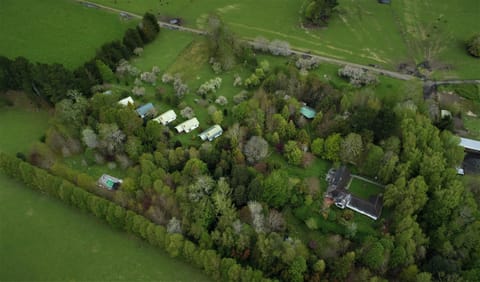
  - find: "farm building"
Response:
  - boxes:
[199,125,223,141]
[136,103,156,119]
[153,110,177,125]
[97,174,122,190]
[300,106,316,119]
[175,118,199,133]
[325,166,383,220]
[118,96,134,106]
[459,137,480,153]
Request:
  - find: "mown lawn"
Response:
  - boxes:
[348,178,384,200]
[0,174,210,281]
[0,0,137,68]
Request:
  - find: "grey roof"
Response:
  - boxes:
[331,166,351,189]
[459,137,480,152]
[347,195,383,220]
[136,103,155,118]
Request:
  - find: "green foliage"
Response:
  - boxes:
[95,60,115,83]
[323,133,342,162]
[466,33,480,57]
[284,141,303,166]
[303,0,338,26]
[261,169,292,208]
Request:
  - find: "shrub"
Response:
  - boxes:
[338,65,379,86]
[466,33,480,57]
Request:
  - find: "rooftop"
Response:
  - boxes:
[136,103,155,118]
[199,125,223,141]
[175,118,199,133]
[153,110,177,125]
[118,96,134,106]
[300,106,316,119]
[98,174,122,190]
[459,137,480,152]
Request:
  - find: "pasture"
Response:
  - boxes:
[0,104,50,154]
[0,174,209,281]
[0,0,136,68]
[92,0,479,78]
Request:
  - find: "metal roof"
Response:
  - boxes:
[459,137,480,152]
[153,110,177,125]
[300,106,316,119]
[136,103,155,117]
[199,125,223,141]
[118,96,134,106]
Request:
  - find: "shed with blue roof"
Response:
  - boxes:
[300,106,316,119]
[136,103,156,119]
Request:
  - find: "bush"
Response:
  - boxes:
[338,65,378,86]
[466,33,480,57]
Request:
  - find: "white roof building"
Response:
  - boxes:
[153,110,177,125]
[459,137,480,153]
[118,96,134,106]
[199,125,223,141]
[175,118,199,133]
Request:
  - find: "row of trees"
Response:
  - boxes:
[0,13,160,103]
[0,152,271,282]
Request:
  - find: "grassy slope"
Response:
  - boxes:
[92,0,479,78]
[391,0,480,79]
[0,0,136,68]
[92,0,408,67]
[0,174,209,281]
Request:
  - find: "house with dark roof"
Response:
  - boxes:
[325,166,383,220]
[136,103,156,119]
[97,174,122,191]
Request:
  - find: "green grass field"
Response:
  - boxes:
[392,0,480,79]
[0,107,50,154]
[0,174,209,281]
[92,0,480,78]
[0,0,136,68]
[348,177,384,200]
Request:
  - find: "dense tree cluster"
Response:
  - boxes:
[0,153,271,282]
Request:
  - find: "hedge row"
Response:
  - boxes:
[0,153,272,282]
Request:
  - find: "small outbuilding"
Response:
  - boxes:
[300,106,316,119]
[175,118,199,133]
[118,96,134,106]
[199,125,223,141]
[459,137,480,154]
[97,174,122,191]
[378,0,391,4]
[153,110,177,125]
[136,103,156,119]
